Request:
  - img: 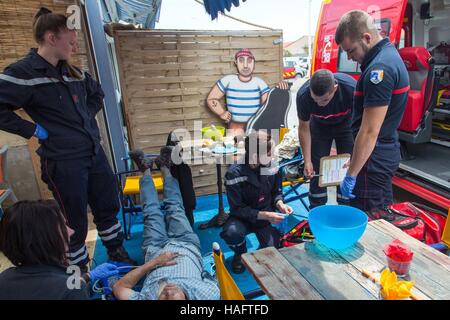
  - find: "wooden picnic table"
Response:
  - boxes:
[242,219,450,300]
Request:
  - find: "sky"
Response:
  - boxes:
[155,0,323,42]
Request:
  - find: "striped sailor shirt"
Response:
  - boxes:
[217,74,270,123]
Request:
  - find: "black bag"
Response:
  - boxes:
[166,131,196,226]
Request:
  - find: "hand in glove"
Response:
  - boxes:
[34,124,48,140]
[88,263,119,282]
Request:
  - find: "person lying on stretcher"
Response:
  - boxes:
[112,147,220,300]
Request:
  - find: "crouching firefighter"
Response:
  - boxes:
[0,8,135,269]
[220,131,293,274]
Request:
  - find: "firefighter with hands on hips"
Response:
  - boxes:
[296,69,356,208]
[0,8,136,270]
[335,10,409,212]
[206,48,289,136]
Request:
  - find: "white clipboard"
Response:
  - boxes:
[319,153,351,187]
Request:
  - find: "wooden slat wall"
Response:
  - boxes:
[114,30,283,195]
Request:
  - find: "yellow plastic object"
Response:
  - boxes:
[441,208,450,247]
[213,243,245,300]
[201,125,225,141]
[282,177,305,187]
[433,121,450,131]
[123,174,163,195]
[379,268,415,300]
[437,89,445,105]
[279,127,289,143]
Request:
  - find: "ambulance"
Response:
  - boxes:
[312,0,450,210]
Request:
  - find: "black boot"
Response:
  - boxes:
[231,254,245,274]
[155,146,174,169]
[128,149,154,173]
[107,246,137,265]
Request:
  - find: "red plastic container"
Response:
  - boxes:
[387,256,412,276]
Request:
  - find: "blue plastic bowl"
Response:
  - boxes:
[308,205,368,249]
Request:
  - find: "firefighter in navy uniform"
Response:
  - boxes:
[296,69,356,208]
[0,8,135,268]
[335,10,410,212]
[220,131,293,274]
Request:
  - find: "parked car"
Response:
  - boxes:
[283,59,308,80]
[297,66,307,78]
[298,57,310,69]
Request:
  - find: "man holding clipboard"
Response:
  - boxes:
[296,69,356,208]
[335,11,409,212]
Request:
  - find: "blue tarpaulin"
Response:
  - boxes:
[101,0,162,29]
[203,0,246,20]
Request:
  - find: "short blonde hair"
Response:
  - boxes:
[335,10,378,44]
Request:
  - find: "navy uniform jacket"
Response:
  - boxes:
[0,265,89,300]
[353,38,410,142]
[0,48,104,160]
[297,72,356,135]
[224,164,283,228]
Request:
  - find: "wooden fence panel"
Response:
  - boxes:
[114,30,283,195]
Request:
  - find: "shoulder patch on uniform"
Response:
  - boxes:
[370,70,384,84]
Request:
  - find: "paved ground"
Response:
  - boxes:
[286,76,308,129]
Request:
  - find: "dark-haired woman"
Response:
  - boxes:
[0,200,120,300]
[0,8,134,269]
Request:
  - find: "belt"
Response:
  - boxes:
[375,139,399,147]
[377,137,395,143]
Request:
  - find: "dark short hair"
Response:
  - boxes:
[310,69,335,96]
[244,130,274,165]
[0,200,69,267]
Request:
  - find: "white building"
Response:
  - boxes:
[283,35,315,56]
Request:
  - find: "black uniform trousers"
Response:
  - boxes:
[350,141,401,212]
[309,123,354,209]
[41,147,123,266]
[220,216,281,255]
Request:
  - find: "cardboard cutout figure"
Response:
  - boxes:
[207,48,289,136]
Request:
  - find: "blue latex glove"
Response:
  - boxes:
[89,263,119,282]
[34,124,48,140]
[340,174,357,199]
